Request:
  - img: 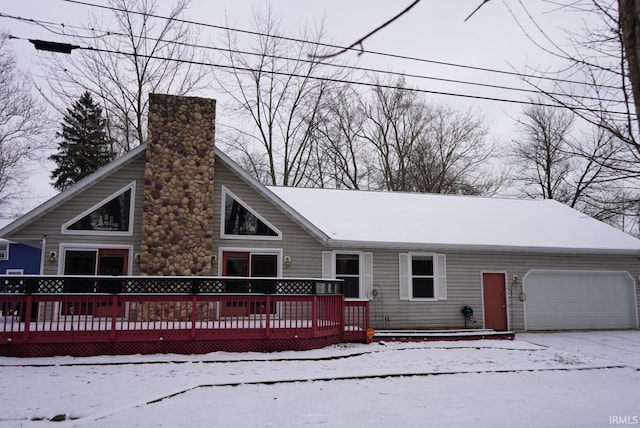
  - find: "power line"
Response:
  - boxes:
[7,34,630,116]
[60,0,621,91]
[0,12,625,105]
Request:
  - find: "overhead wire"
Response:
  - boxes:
[0,13,621,105]
[59,0,621,90]
[0,12,627,107]
[5,33,630,116]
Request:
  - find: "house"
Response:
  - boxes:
[0,238,41,275]
[1,93,638,332]
[0,232,41,319]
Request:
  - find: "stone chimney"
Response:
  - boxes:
[141,94,216,276]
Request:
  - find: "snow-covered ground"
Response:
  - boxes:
[0,331,638,427]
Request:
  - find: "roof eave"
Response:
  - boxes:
[214,149,331,245]
[325,239,640,255]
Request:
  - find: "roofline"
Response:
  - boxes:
[325,239,640,255]
[0,144,147,238]
[214,149,331,244]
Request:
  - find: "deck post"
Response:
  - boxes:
[191,295,197,339]
[23,294,33,341]
[110,295,118,341]
[340,296,346,341]
[312,296,318,336]
[265,295,271,339]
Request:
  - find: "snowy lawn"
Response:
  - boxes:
[0,331,638,427]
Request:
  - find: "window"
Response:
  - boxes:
[399,253,447,301]
[412,255,435,298]
[336,254,360,298]
[221,251,280,277]
[221,186,281,239]
[0,243,8,261]
[322,251,373,299]
[62,182,135,235]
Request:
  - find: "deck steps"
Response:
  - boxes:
[372,329,515,342]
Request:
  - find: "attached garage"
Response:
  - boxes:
[524,270,638,330]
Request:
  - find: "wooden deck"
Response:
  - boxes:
[0,275,370,357]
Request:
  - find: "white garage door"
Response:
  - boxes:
[524,270,637,330]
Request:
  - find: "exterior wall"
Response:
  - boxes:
[211,161,325,278]
[2,155,145,276]
[141,94,216,276]
[0,243,41,274]
[367,249,640,331]
[209,161,640,332]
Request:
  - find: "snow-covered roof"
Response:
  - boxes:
[267,186,640,254]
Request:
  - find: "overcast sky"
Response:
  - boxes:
[1,0,589,208]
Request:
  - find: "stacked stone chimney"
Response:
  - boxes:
[140,94,216,276]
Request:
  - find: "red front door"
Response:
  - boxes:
[482,272,508,331]
[95,249,128,317]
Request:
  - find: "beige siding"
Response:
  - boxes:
[5,155,146,275]
[368,250,640,331]
[212,161,326,278]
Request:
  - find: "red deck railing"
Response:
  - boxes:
[0,276,370,357]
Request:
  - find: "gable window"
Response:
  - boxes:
[0,243,8,261]
[399,253,447,301]
[62,182,135,235]
[322,251,373,299]
[222,186,281,239]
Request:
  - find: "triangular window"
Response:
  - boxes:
[62,182,135,235]
[222,186,281,239]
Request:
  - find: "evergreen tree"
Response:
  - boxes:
[50,91,114,190]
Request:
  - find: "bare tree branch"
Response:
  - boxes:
[313,0,422,60]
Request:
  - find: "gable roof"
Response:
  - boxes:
[267,186,640,254]
[0,145,331,244]
[0,144,147,238]
[3,143,639,255]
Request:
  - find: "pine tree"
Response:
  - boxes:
[50,92,115,191]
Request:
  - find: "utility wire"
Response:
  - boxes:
[7,34,630,116]
[59,0,620,90]
[0,12,625,104]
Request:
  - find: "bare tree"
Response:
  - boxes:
[509,102,575,201]
[308,85,372,189]
[361,78,430,191]
[0,35,51,215]
[512,1,638,174]
[361,77,500,194]
[509,1,640,232]
[214,6,343,187]
[408,105,498,195]
[509,101,626,220]
[619,0,640,131]
[42,0,207,153]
